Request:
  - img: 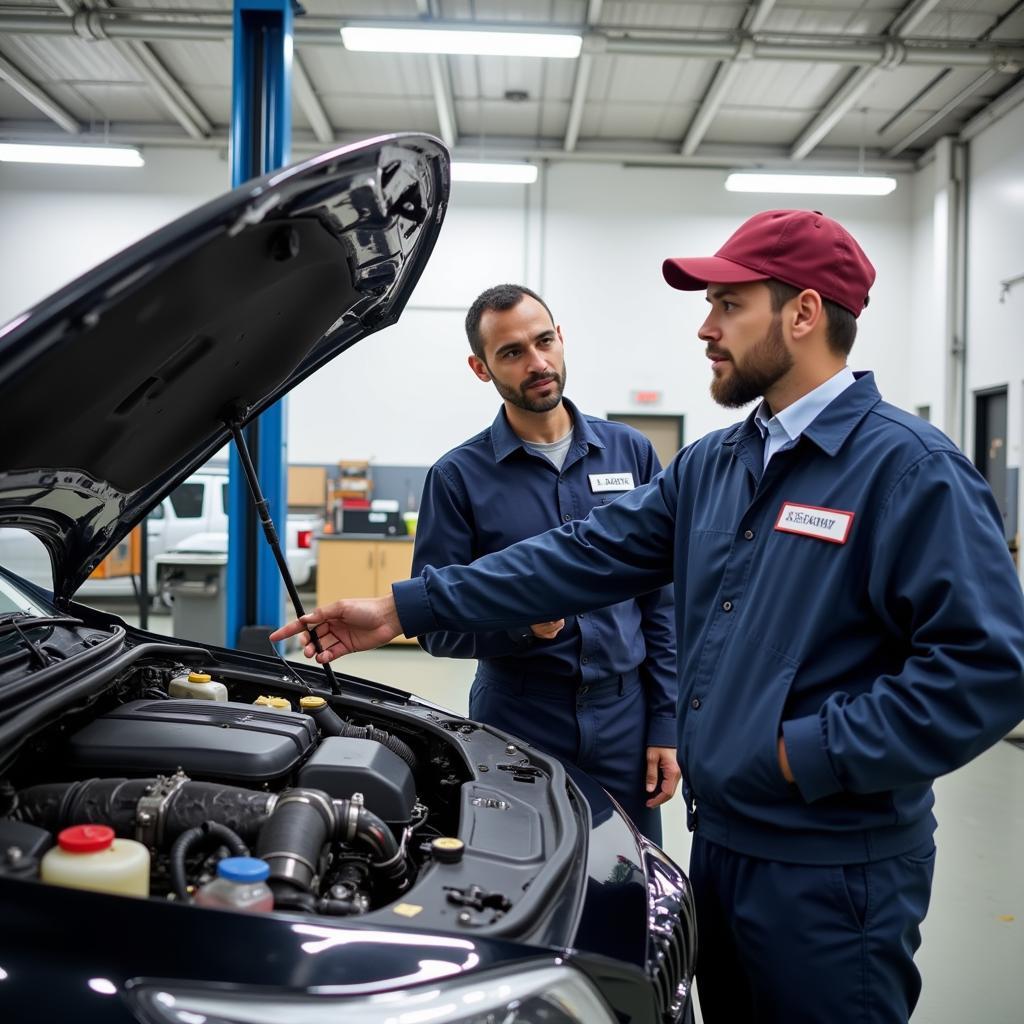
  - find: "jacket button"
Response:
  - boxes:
[722,600,733,612]
[563,514,571,522]
[691,697,702,710]
[744,530,754,540]
[581,656,589,665]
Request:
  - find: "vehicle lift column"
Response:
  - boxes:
[225,0,293,650]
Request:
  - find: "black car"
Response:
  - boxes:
[0,133,695,1024]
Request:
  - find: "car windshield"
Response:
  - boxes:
[0,574,49,619]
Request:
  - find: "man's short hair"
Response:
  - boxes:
[465,284,555,361]
[765,279,857,357]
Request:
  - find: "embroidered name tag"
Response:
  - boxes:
[589,472,635,492]
[774,502,854,544]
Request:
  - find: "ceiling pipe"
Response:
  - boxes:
[0,13,1020,69]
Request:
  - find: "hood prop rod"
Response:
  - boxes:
[227,418,341,695]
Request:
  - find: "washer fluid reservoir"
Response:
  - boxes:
[40,825,150,897]
[169,671,227,701]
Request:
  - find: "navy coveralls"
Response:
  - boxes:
[395,374,1024,1023]
[412,399,677,842]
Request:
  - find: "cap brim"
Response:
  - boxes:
[662,256,770,291]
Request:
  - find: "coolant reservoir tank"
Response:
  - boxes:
[40,825,150,897]
[169,672,228,701]
[254,695,292,712]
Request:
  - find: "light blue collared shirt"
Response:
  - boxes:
[754,366,857,469]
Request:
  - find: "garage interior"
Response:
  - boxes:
[1,1,1023,1021]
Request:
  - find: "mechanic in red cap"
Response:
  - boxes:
[275,210,1024,1024]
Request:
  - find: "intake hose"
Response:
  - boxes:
[19,779,410,907]
[16,779,275,845]
[255,788,410,909]
[299,697,417,770]
[169,821,249,902]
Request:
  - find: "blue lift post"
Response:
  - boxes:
[226,0,293,650]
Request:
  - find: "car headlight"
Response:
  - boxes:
[129,962,618,1024]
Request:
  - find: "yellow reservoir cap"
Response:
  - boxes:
[300,696,327,709]
[254,695,291,711]
[430,837,465,864]
[187,672,212,683]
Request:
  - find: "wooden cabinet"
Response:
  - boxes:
[316,539,416,645]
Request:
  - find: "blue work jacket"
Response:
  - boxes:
[412,399,678,748]
[395,373,1024,864]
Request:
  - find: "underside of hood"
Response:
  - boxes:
[0,134,449,602]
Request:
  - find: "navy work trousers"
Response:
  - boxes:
[690,833,936,1024]
[469,665,662,844]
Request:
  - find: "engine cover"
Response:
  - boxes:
[67,700,317,783]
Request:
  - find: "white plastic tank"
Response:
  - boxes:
[40,825,150,897]
[168,671,228,701]
[194,857,274,912]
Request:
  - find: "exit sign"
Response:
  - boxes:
[632,390,662,405]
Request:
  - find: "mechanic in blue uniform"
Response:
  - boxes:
[411,284,680,843]
[274,211,1024,1024]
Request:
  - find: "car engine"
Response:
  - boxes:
[0,634,511,921]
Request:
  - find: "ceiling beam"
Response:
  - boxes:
[65,0,212,139]
[564,0,602,152]
[0,121,920,172]
[415,0,456,150]
[681,0,776,156]
[886,69,996,156]
[789,0,944,160]
[0,51,80,133]
[292,52,333,145]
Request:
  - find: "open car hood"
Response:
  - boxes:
[0,133,449,602]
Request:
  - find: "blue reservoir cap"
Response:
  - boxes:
[217,857,270,883]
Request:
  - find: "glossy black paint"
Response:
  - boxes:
[0,134,449,603]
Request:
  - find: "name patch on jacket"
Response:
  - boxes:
[589,472,635,492]
[774,502,854,544]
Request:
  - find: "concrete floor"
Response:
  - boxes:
[126,606,1024,1022]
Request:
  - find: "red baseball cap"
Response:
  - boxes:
[662,209,876,317]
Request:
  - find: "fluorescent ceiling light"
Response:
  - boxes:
[341,26,582,59]
[725,172,897,196]
[0,143,144,167]
[451,161,538,184]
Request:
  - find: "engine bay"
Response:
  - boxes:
[0,623,580,937]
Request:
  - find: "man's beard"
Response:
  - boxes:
[493,365,568,413]
[710,316,792,408]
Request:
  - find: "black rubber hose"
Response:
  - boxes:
[299,701,416,770]
[339,722,418,771]
[354,806,409,892]
[255,789,334,900]
[16,779,274,845]
[169,821,249,902]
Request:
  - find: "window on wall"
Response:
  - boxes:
[915,405,931,422]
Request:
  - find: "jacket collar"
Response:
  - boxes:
[722,371,881,458]
[490,396,604,463]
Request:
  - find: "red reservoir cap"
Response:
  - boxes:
[58,824,115,853]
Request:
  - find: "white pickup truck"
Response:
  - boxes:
[0,468,320,600]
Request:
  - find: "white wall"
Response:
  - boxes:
[964,99,1024,482]
[0,143,928,466]
[291,162,917,463]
